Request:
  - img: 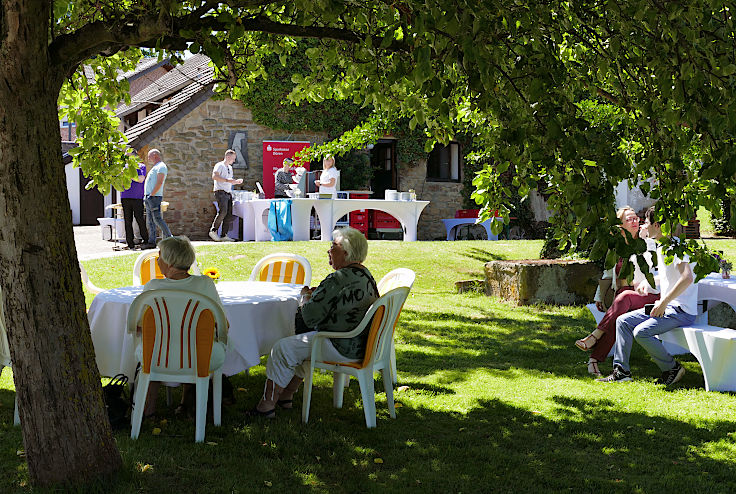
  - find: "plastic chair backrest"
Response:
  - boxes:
[324,287,409,370]
[377,268,416,295]
[132,251,202,286]
[79,262,104,294]
[249,253,312,285]
[126,289,227,378]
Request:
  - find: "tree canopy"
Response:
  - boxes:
[3,0,736,485]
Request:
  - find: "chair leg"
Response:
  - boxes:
[390,343,398,385]
[130,373,151,439]
[212,371,222,427]
[332,372,347,408]
[302,369,314,424]
[382,368,396,419]
[195,377,209,443]
[165,386,173,407]
[356,371,376,428]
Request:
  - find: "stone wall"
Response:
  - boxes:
[399,158,464,240]
[144,98,327,239]
[485,259,601,305]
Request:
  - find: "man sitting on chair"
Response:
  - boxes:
[598,206,697,386]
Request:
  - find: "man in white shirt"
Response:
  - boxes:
[599,206,697,385]
[209,149,242,241]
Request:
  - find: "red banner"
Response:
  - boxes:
[262,141,311,198]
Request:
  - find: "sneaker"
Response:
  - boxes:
[597,365,632,383]
[221,236,235,242]
[656,361,685,385]
[208,230,222,242]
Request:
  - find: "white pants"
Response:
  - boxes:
[266,331,358,388]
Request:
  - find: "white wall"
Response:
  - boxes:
[65,164,80,225]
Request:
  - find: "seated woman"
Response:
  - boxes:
[575,206,659,376]
[274,158,294,198]
[250,226,379,418]
[139,235,227,416]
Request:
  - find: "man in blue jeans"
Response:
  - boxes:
[143,148,172,248]
[598,206,697,385]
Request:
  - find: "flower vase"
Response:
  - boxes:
[722,270,730,279]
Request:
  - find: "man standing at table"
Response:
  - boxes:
[143,148,172,248]
[121,161,149,250]
[209,149,242,242]
[598,206,697,385]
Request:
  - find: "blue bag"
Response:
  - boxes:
[268,199,293,241]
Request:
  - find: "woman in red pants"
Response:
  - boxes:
[575,207,659,375]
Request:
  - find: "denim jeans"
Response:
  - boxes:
[144,195,172,245]
[613,305,695,372]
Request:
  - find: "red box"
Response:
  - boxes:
[455,209,480,218]
[350,193,371,199]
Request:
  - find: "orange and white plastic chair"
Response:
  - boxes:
[249,253,311,285]
[126,289,228,442]
[0,287,19,426]
[302,286,410,428]
[377,268,416,384]
[132,251,201,286]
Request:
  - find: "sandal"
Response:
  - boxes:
[245,407,276,419]
[587,358,602,377]
[276,399,293,409]
[575,333,599,351]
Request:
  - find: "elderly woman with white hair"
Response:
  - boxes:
[249,226,379,418]
[140,235,226,417]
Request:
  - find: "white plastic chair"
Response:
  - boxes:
[79,262,104,294]
[302,286,410,428]
[132,251,202,286]
[377,269,416,384]
[249,253,312,286]
[0,287,19,426]
[126,289,228,442]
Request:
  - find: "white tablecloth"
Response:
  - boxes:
[88,281,302,378]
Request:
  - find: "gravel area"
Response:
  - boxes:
[74,226,214,261]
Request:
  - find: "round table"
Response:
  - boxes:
[88,281,302,378]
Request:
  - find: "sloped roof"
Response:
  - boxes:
[125,73,215,149]
[118,56,171,82]
[116,54,213,117]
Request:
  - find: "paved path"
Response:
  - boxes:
[75,226,213,261]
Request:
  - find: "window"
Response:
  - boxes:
[427,142,461,182]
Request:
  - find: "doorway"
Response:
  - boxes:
[369,139,397,198]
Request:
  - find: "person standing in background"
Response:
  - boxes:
[120,162,149,250]
[209,149,243,242]
[315,155,338,197]
[143,148,172,248]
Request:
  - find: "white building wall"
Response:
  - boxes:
[65,164,80,225]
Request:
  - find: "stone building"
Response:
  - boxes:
[97,55,467,240]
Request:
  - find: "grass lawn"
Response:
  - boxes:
[2,239,736,493]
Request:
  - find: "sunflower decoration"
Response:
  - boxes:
[203,267,221,282]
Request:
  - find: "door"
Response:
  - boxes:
[369,139,397,198]
[79,172,105,225]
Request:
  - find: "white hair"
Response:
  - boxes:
[332,227,368,264]
[158,236,195,270]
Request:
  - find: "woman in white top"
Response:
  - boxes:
[315,155,338,197]
[575,206,660,376]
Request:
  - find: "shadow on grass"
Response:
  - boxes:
[38,380,732,494]
[461,247,505,264]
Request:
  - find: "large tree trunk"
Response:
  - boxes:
[0,0,122,486]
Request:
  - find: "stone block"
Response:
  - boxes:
[484,259,601,305]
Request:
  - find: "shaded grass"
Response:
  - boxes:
[2,239,736,493]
